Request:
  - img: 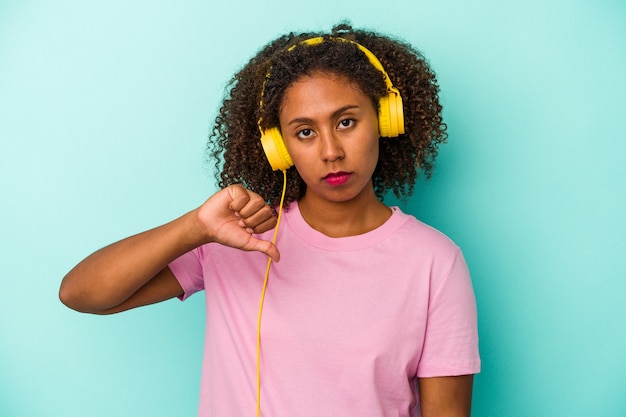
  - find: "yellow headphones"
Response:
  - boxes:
[258,36,405,171]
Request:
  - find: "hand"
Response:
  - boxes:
[195,185,280,261]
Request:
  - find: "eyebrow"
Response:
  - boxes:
[287,104,360,126]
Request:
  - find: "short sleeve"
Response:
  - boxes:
[168,246,206,301]
[417,250,481,377]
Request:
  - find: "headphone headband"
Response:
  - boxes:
[291,37,395,92]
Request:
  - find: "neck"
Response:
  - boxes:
[298,185,392,238]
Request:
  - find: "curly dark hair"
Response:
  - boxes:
[208,22,447,207]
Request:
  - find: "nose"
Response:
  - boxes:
[319,130,344,162]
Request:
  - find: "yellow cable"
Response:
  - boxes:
[256,169,288,417]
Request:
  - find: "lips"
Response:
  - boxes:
[323,172,351,186]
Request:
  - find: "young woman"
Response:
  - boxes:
[60,22,480,417]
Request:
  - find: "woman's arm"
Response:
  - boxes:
[418,375,474,417]
[83,267,184,315]
[59,184,279,314]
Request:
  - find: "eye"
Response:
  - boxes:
[337,118,355,130]
[296,128,314,139]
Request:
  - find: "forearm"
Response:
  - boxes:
[59,209,207,312]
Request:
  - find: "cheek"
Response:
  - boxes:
[364,136,381,166]
[289,150,315,180]
[285,145,304,168]
[368,148,380,172]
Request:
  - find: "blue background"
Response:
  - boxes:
[1,0,625,415]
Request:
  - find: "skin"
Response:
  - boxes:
[419,375,474,416]
[59,71,474,416]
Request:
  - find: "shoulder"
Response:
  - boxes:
[390,207,461,257]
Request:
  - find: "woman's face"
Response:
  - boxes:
[278,71,380,206]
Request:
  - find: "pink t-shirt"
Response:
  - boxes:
[169,202,480,416]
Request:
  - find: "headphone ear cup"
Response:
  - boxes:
[260,127,294,171]
[377,88,405,137]
[388,87,405,136]
[377,95,392,138]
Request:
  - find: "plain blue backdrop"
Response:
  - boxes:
[1,0,625,416]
